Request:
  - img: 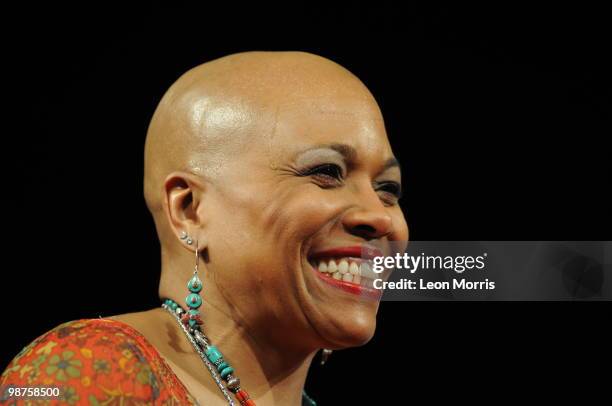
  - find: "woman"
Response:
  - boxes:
[1,51,408,405]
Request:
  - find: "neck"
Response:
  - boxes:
[202,298,317,405]
[159,252,320,405]
[160,296,318,406]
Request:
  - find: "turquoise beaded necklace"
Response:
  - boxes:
[162,298,317,406]
[162,241,316,405]
[162,295,316,405]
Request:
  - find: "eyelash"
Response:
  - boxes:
[300,164,402,203]
[376,181,403,202]
[301,163,344,184]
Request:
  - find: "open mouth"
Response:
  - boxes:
[307,246,384,300]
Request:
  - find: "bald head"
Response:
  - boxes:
[144,51,381,240]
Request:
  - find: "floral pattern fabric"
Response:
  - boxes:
[1,318,198,405]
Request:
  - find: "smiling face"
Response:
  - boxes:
[200,90,408,351]
[147,52,409,352]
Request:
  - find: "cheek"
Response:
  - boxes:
[206,181,343,291]
[203,182,348,331]
[260,185,346,246]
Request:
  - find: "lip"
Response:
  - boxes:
[313,270,383,300]
[307,245,384,301]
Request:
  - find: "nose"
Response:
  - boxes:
[342,200,394,241]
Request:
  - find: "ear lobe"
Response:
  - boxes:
[163,171,206,243]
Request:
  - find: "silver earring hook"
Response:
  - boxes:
[195,240,199,275]
[320,349,333,365]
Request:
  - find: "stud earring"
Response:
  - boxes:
[320,349,333,366]
[182,240,203,329]
[180,231,193,245]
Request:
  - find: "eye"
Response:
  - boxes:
[301,163,344,185]
[376,181,402,204]
[307,163,343,179]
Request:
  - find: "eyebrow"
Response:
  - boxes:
[326,143,357,161]
[381,156,401,173]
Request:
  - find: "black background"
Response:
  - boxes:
[3,3,610,404]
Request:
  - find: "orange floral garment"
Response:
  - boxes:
[0,318,198,405]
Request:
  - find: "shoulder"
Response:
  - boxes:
[1,318,197,405]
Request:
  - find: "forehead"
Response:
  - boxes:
[263,96,393,162]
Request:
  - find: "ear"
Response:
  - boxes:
[162,171,207,248]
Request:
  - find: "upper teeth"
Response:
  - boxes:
[315,258,374,285]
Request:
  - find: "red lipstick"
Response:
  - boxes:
[308,245,384,300]
[314,270,383,300]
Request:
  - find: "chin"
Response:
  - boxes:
[321,307,378,349]
[299,252,382,348]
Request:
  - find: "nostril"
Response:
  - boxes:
[352,224,378,239]
[342,207,393,240]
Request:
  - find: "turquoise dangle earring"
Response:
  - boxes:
[181,240,204,328]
